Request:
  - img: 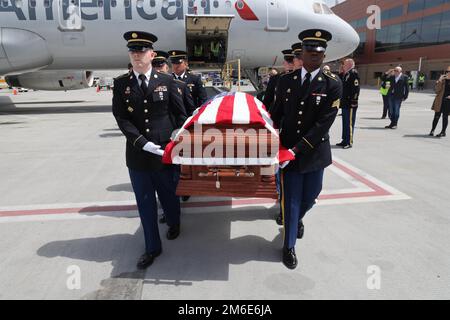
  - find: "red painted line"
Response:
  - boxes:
[0,161,394,218]
[331,161,392,196]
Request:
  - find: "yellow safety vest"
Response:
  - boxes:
[210,41,220,57]
[380,81,390,96]
[419,76,425,83]
[194,44,203,57]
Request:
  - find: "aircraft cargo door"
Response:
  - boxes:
[185,15,234,69]
[266,0,289,32]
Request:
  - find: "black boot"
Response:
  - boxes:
[282,247,298,269]
[437,132,446,137]
[297,221,304,239]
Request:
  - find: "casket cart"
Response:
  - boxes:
[162,92,294,199]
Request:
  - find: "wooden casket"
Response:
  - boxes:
[162,92,295,199]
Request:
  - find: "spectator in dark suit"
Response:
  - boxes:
[385,67,409,129]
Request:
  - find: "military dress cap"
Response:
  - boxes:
[169,50,188,64]
[152,51,170,67]
[123,31,158,50]
[282,49,295,62]
[291,42,303,55]
[298,29,332,52]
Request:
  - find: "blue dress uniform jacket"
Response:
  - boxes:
[271,68,343,173]
[174,78,196,116]
[263,73,281,112]
[112,70,187,171]
[341,69,360,108]
[177,71,208,109]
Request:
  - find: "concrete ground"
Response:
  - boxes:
[0,86,449,300]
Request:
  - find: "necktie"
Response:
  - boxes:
[300,72,311,97]
[139,74,148,93]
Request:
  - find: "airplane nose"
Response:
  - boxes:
[335,22,360,57]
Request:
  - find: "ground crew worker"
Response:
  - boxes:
[270,29,342,269]
[408,73,414,90]
[418,73,426,91]
[210,40,220,61]
[193,42,204,61]
[336,58,360,149]
[112,31,187,269]
[380,71,391,119]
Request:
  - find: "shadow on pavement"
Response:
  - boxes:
[36,208,282,299]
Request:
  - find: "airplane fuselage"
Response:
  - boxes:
[0,0,359,75]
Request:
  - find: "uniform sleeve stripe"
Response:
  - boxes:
[303,137,314,149]
[133,135,144,147]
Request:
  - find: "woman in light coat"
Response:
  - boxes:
[430,66,450,137]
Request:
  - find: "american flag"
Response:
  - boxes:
[162,92,295,165]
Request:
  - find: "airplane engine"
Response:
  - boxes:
[5,71,94,91]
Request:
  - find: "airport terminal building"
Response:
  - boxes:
[333,0,450,87]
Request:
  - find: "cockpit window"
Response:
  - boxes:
[313,3,323,14]
[322,4,334,15]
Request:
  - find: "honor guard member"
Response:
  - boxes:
[112,31,188,269]
[275,42,305,230]
[271,29,342,269]
[153,51,196,117]
[170,50,207,202]
[263,49,295,112]
[266,48,297,228]
[336,59,360,149]
[169,50,208,112]
[152,50,195,224]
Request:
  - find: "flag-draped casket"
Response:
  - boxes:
[162,92,295,199]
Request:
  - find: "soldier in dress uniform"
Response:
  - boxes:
[169,50,208,112]
[112,31,188,269]
[336,58,360,149]
[152,51,196,118]
[273,45,303,231]
[263,49,296,112]
[169,50,208,202]
[271,29,343,269]
[152,50,196,224]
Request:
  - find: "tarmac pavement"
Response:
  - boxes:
[0,87,449,300]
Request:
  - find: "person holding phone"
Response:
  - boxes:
[429,66,450,137]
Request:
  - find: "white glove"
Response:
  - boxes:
[143,142,163,156]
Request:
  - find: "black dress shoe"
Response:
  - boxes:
[166,224,180,240]
[182,196,190,202]
[385,124,393,129]
[297,222,304,239]
[336,142,345,147]
[437,132,446,137]
[282,247,298,270]
[159,214,166,224]
[429,131,435,136]
[136,250,161,270]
